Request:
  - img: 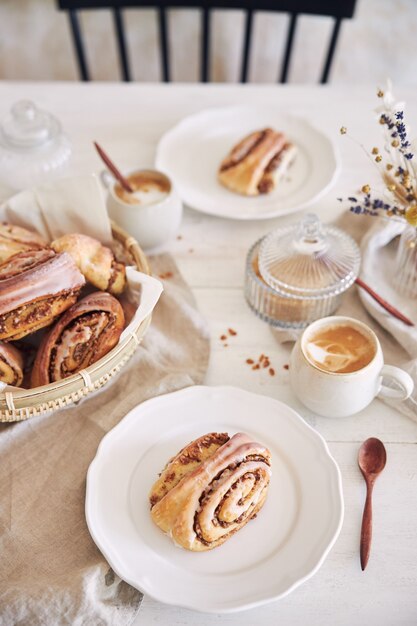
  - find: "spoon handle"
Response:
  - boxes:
[360,480,374,571]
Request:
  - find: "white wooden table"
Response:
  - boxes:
[1,83,416,626]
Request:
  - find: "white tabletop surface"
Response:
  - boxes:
[1,82,416,626]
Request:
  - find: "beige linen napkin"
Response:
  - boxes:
[0,254,210,626]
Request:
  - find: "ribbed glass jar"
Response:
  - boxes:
[244,214,361,329]
[394,224,417,298]
[0,100,72,193]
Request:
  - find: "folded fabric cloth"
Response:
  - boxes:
[273,212,417,421]
[0,254,210,626]
[358,216,417,420]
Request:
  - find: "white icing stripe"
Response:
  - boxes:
[0,252,85,315]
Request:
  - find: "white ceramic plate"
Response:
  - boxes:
[155,106,340,220]
[86,386,343,613]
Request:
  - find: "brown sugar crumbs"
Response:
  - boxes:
[245,353,276,377]
[158,271,174,280]
[219,328,238,347]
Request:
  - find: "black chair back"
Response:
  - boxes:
[57,1,356,83]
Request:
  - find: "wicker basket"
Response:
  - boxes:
[0,221,152,423]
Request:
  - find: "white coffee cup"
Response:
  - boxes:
[290,315,414,418]
[103,168,183,251]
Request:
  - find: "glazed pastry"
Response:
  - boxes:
[0,248,55,281]
[31,291,125,387]
[0,222,48,263]
[0,252,86,341]
[218,128,297,196]
[0,341,24,387]
[149,432,271,551]
[51,234,126,295]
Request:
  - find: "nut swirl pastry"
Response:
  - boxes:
[0,252,86,341]
[0,248,55,281]
[218,128,297,196]
[149,432,271,551]
[0,222,48,263]
[31,291,125,387]
[51,234,126,295]
[0,341,24,387]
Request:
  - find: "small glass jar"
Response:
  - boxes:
[394,224,417,298]
[245,213,361,329]
[0,100,72,194]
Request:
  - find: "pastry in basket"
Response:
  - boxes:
[0,222,48,263]
[149,431,271,551]
[218,128,297,196]
[0,248,55,281]
[0,341,24,387]
[51,234,127,295]
[0,252,85,341]
[31,291,125,386]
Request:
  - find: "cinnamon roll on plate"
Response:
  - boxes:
[149,431,271,551]
[0,252,85,341]
[0,341,24,387]
[31,291,125,387]
[218,128,297,196]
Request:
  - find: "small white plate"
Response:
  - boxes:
[86,386,343,614]
[155,106,340,220]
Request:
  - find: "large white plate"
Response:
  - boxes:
[155,106,340,220]
[86,386,343,613]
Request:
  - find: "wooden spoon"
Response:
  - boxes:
[358,437,387,571]
[93,141,134,193]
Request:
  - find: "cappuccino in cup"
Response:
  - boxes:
[105,168,183,250]
[305,324,376,374]
[114,171,171,207]
[290,316,414,417]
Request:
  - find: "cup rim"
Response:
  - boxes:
[300,315,380,376]
[108,168,174,209]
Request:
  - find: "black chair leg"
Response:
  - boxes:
[201,7,210,82]
[113,8,131,81]
[279,12,298,83]
[240,9,253,83]
[320,17,341,83]
[68,9,90,81]
[158,7,170,82]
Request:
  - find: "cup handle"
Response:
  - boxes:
[100,169,113,189]
[378,364,414,400]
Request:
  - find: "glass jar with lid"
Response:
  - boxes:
[0,100,72,194]
[245,213,361,328]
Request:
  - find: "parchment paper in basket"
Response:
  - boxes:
[0,174,112,244]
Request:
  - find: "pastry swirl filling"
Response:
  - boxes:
[48,310,116,382]
[193,457,270,546]
[30,292,125,387]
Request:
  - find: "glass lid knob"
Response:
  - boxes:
[293,213,328,254]
[1,99,61,148]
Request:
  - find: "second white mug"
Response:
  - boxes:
[290,316,414,418]
[103,168,183,251]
